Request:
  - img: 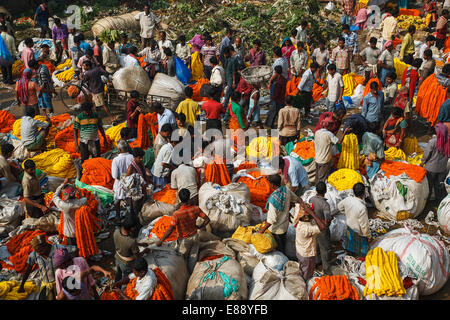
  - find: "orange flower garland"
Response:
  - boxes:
[74,189,101,258]
[309,275,359,300]
[151,216,178,242]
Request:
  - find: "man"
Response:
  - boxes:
[297,62,320,120]
[419,35,436,59]
[311,39,329,78]
[340,0,355,26]
[257,174,300,251]
[171,163,199,205]
[153,101,176,133]
[271,46,289,79]
[344,113,369,143]
[383,72,398,107]
[308,181,332,274]
[102,41,120,74]
[359,37,381,84]
[378,40,395,85]
[362,81,384,133]
[176,87,201,127]
[236,65,253,110]
[294,197,327,280]
[244,39,266,67]
[21,38,35,71]
[126,91,142,139]
[123,46,141,68]
[112,258,157,300]
[437,64,450,88]
[0,13,14,37]
[219,29,233,66]
[314,122,348,183]
[0,143,20,186]
[202,87,225,133]
[290,41,308,78]
[52,18,69,64]
[77,48,97,75]
[266,65,287,128]
[337,182,370,257]
[0,25,15,85]
[209,56,225,100]
[134,3,161,49]
[34,1,51,39]
[21,106,51,152]
[200,35,219,80]
[380,10,399,45]
[295,21,309,43]
[18,235,71,299]
[29,59,56,116]
[156,189,210,270]
[315,108,346,136]
[153,123,172,158]
[331,37,349,75]
[400,25,416,61]
[342,25,358,73]
[223,46,239,112]
[436,10,449,49]
[112,140,135,215]
[52,181,87,246]
[276,155,309,195]
[22,159,48,218]
[419,49,436,84]
[158,30,174,61]
[361,131,385,161]
[73,101,108,164]
[278,95,301,145]
[70,36,84,79]
[232,36,246,64]
[81,60,115,122]
[151,136,180,188]
[113,215,150,283]
[93,37,103,67]
[323,63,344,113]
[175,34,191,65]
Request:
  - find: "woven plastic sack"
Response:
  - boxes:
[112,66,151,94]
[149,72,185,101]
[437,194,450,235]
[91,11,140,37]
[139,200,176,226]
[175,56,192,84]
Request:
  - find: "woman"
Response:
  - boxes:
[382,107,407,148]
[437,87,450,131]
[424,0,437,26]
[354,8,369,30]
[247,83,263,129]
[421,123,450,204]
[401,58,422,131]
[228,91,248,146]
[15,68,41,115]
[281,38,295,78]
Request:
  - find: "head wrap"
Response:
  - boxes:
[383,40,393,51]
[18,68,32,105]
[53,248,71,268]
[435,123,450,157]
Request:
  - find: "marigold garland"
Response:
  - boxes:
[309,275,359,300]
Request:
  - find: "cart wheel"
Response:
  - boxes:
[59,82,89,110]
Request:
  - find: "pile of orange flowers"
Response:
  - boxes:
[309,275,359,300]
[151,216,178,242]
[152,185,177,205]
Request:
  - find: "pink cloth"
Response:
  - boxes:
[355,9,368,30]
[189,34,205,53]
[435,123,450,157]
[383,40,393,51]
[55,257,96,300]
[21,47,34,69]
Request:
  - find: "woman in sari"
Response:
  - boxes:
[354,8,369,30]
[424,0,437,26]
[282,37,295,78]
[382,107,407,148]
[15,68,42,115]
[228,91,249,147]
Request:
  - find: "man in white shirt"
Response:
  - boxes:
[297,62,320,120]
[171,163,199,204]
[272,46,289,79]
[1,25,16,84]
[337,182,370,257]
[314,123,348,183]
[151,137,180,188]
[134,4,161,49]
[21,107,51,152]
[123,46,141,68]
[290,42,308,77]
[175,35,191,65]
[295,21,308,43]
[52,181,87,246]
[153,101,176,133]
[210,56,225,89]
[311,40,330,79]
[112,140,134,214]
[158,30,174,61]
[323,63,344,112]
[418,35,436,59]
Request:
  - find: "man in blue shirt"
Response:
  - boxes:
[362,81,384,133]
[34,1,52,39]
[219,29,233,66]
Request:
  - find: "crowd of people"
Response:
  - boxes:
[0,0,449,300]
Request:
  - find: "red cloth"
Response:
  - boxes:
[401,67,419,100]
[314,112,341,135]
[236,77,253,101]
[202,100,225,120]
[126,99,140,129]
[273,75,287,105]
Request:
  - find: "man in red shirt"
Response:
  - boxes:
[265,65,287,128]
[236,65,254,110]
[156,188,210,272]
[126,90,141,139]
[202,86,225,134]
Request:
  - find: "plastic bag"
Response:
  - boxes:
[148,72,185,101]
[112,66,151,94]
[0,36,13,66]
[175,56,192,84]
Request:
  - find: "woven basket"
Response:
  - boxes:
[241,66,272,85]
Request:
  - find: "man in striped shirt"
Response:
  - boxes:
[331,37,349,75]
[74,101,108,164]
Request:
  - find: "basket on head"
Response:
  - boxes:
[240,66,272,86]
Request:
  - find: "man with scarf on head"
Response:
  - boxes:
[421,123,450,204]
[257,174,301,251]
[18,235,75,299]
[52,179,87,246]
[378,40,395,85]
[54,248,112,300]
